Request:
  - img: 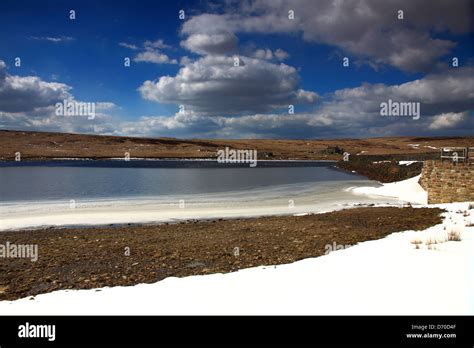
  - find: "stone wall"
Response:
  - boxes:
[419,160,474,204]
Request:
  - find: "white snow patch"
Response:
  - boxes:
[398,161,421,166]
[350,175,428,205]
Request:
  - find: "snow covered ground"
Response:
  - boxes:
[0,176,472,315]
[350,175,428,205]
[398,160,421,166]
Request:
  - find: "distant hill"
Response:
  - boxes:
[0,129,472,161]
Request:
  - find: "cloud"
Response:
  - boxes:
[113,111,346,139]
[303,66,474,135]
[0,106,118,135]
[253,48,273,60]
[274,48,289,61]
[428,112,468,130]
[252,48,290,61]
[30,36,74,43]
[0,60,6,80]
[0,61,118,134]
[130,66,474,138]
[126,38,177,65]
[144,39,171,50]
[181,32,238,55]
[119,42,139,50]
[181,0,472,72]
[138,55,318,115]
[179,56,193,66]
[0,61,72,113]
[335,66,474,116]
[134,50,177,64]
[120,39,171,51]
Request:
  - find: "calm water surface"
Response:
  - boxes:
[0,160,366,203]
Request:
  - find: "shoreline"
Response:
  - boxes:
[0,206,445,301]
[0,178,403,232]
[0,175,427,232]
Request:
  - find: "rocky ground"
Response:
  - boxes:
[0,207,443,301]
[335,154,433,182]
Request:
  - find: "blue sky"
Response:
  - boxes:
[0,0,473,138]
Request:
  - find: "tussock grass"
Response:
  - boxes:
[447,230,462,241]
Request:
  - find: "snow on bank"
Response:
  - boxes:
[0,176,471,315]
[371,160,420,166]
[0,202,472,315]
[398,160,421,166]
[350,175,427,205]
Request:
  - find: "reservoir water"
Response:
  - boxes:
[0,160,364,202]
[0,160,399,231]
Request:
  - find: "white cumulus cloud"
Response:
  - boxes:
[138,55,318,115]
